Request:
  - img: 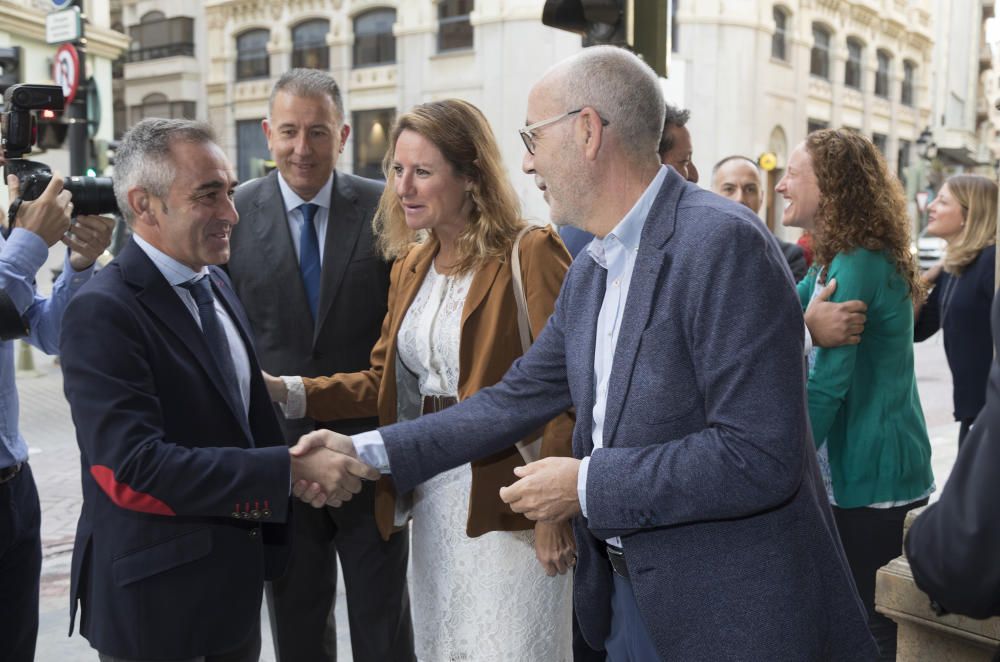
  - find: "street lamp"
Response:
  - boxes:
[916,126,937,160]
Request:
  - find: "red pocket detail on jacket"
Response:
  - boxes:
[90,465,176,516]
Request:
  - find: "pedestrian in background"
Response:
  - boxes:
[227,68,413,662]
[777,128,934,661]
[915,174,997,446]
[267,99,576,662]
[0,164,113,662]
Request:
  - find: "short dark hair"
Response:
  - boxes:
[658,103,691,156]
[711,155,760,178]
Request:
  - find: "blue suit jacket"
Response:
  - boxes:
[60,239,291,659]
[380,169,878,659]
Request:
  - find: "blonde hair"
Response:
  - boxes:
[373,100,524,274]
[941,174,998,275]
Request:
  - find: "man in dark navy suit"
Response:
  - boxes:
[60,118,377,662]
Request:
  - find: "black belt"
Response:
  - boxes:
[607,544,629,579]
[0,462,23,484]
[422,395,458,415]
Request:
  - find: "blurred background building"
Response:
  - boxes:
[4,1,1000,232]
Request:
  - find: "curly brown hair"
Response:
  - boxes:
[805,129,925,302]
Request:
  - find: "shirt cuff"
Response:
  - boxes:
[352,430,392,474]
[280,376,306,419]
[61,250,95,288]
[577,454,591,518]
[803,320,813,357]
[2,228,49,277]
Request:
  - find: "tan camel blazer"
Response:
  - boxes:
[303,225,575,540]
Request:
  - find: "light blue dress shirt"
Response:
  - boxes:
[0,228,94,468]
[577,165,666,547]
[132,234,251,414]
[276,172,333,265]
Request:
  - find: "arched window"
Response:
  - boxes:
[354,9,396,67]
[875,50,892,98]
[292,19,330,70]
[236,29,270,81]
[901,59,916,106]
[130,92,195,126]
[771,6,788,61]
[810,24,831,79]
[845,38,863,89]
[438,0,473,52]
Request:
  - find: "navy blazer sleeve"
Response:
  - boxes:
[61,284,291,521]
[905,291,1000,618]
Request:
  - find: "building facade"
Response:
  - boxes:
[1,0,128,180]
[671,0,935,234]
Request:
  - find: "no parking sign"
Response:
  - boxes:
[53,43,80,104]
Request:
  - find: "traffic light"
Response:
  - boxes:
[542,0,671,77]
[0,46,20,93]
[37,109,69,150]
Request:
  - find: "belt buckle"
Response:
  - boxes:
[607,545,629,579]
[0,462,22,484]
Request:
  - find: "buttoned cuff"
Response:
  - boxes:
[280,376,306,419]
[577,454,591,518]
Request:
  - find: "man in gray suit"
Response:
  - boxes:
[295,48,878,659]
[227,69,413,662]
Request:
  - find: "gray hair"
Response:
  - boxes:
[711,155,761,179]
[113,118,216,226]
[551,46,665,161]
[658,103,692,156]
[268,68,345,124]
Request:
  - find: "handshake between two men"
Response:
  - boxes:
[287,430,584,524]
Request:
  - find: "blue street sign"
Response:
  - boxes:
[51,0,73,9]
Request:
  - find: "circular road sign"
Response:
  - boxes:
[758,152,778,172]
[53,43,80,104]
[51,0,74,9]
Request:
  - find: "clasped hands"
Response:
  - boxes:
[288,430,379,508]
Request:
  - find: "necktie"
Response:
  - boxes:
[181,276,243,414]
[298,203,321,319]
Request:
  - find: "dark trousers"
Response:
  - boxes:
[605,572,661,662]
[0,463,42,662]
[833,499,928,661]
[574,607,606,661]
[959,418,974,447]
[266,481,414,662]
[99,625,261,662]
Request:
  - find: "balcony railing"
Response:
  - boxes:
[127,43,194,63]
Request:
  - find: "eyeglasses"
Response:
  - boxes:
[519,108,609,155]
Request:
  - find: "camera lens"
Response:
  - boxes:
[64,176,119,217]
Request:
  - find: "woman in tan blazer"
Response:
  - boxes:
[266,99,575,661]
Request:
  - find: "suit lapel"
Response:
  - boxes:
[120,241,252,441]
[208,268,256,443]
[315,172,365,344]
[601,171,683,447]
[572,259,606,459]
[461,256,502,329]
[247,173,310,313]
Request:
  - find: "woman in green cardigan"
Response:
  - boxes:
[775,129,933,661]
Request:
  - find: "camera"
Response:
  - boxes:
[1,83,118,218]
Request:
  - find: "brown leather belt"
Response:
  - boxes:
[0,462,23,484]
[422,395,458,415]
[607,544,629,579]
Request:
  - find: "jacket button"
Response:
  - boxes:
[241,512,250,519]
[231,511,240,519]
[251,510,261,519]
[262,509,272,518]
[249,528,258,538]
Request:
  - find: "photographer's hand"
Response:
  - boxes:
[65,215,115,271]
[7,172,72,247]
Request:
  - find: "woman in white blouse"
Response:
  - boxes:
[266,99,575,661]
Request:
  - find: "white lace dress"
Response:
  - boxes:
[396,263,573,662]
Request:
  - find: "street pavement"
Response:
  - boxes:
[20,245,961,661]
